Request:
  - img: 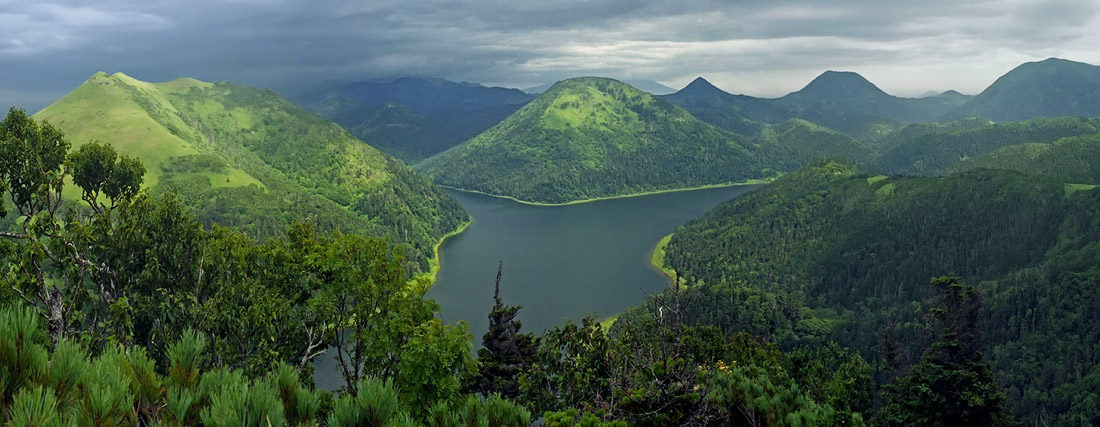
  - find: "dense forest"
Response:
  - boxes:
[642,160,1100,425]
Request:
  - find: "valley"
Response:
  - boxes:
[5,50,1100,426]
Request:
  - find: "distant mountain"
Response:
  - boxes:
[524,79,677,95]
[418,77,776,204]
[36,72,468,272]
[663,74,971,140]
[945,58,1100,121]
[291,76,535,163]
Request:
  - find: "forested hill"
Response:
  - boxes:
[945,57,1100,121]
[417,77,778,204]
[641,161,1100,424]
[34,72,468,272]
[872,116,1100,175]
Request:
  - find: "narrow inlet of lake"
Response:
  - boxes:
[428,185,758,341]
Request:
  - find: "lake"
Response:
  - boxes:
[314,184,757,390]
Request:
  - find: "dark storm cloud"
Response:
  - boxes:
[2,0,1099,111]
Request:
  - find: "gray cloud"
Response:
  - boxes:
[2,0,1098,112]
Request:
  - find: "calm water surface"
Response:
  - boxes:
[315,184,756,389]
[429,185,757,340]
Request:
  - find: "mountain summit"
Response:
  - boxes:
[418,77,774,204]
[946,58,1100,121]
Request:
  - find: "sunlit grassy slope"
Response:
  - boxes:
[419,77,777,204]
[34,72,468,273]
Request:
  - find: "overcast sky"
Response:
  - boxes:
[3,0,1099,112]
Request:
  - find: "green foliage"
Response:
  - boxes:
[167,329,206,390]
[0,304,48,410]
[199,373,286,427]
[881,276,1016,427]
[327,378,401,427]
[396,319,474,413]
[419,77,776,204]
[471,263,535,399]
[67,140,145,209]
[7,385,63,427]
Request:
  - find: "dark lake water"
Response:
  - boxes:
[314,184,756,390]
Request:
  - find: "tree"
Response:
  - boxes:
[881,274,1017,426]
[471,262,535,398]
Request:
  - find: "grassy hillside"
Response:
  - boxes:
[417,77,778,204]
[945,58,1100,121]
[635,161,1100,425]
[35,72,467,273]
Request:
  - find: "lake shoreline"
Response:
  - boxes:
[418,219,473,284]
[439,178,772,207]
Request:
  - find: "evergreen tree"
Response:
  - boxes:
[881,275,1016,426]
[471,262,535,398]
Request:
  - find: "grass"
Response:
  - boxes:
[648,234,676,283]
[33,72,265,191]
[1065,183,1098,197]
[866,175,888,184]
[416,220,473,284]
[440,177,774,206]
[875,182,896,196]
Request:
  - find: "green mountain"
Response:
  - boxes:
[873,116,1100,175]
[293,76,534,163]
[417,77,777,204]
[643,161,1100,425]
[35,72,467,272]
[946,58,1100,121]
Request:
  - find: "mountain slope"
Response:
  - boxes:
[418,77,776,204]
[873,116,1100,175]
[35,72,467,272]
[648,161,1100,425]
[946,58,1100,121]
[950,133,1100,183]
[293,77,534,163]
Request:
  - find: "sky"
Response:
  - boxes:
[2,0,1099,112]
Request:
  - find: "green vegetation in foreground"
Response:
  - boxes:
[636,159,1100,425]
[33,72,467,273]
[442,178,773,206]
[419,77,781,204]
[3,104,1028,425]
[2,117,883,425]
